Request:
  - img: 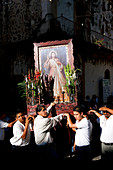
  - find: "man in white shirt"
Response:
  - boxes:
[0,115,16,152]
[89,106,113,161]
[64,106,92,161]
[10,112,33,153]
[34,103,64,160]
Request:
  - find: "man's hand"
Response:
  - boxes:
[26,115,34,123]
[50,102,56,107]
[99,107,107,111]
[8,119,17,128]
[88,110,96,114]
[63,113,69,117]
[99,107,113,115]
[88,110,102,118]
[22,115,32,140]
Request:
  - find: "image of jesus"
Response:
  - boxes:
[44,50,66,100]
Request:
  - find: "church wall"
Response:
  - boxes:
[85,61,113,99]
[0,0,42,43]
[89,0,113,51]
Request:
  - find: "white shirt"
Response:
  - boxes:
[34,114,63,145]
[0,120,9,140]
[75,118,92,147]
[46,105,52,116]
[100,115,113,143]
[10,120,31,146]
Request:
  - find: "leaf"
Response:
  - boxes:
[75,68,81,72]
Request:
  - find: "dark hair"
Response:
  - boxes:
[102,104,110,108]
[36,105,45,114]
[15,112,24,118]
[73,106,84,113]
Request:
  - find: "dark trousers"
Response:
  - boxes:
[11,145,31,153]
[36,144,58,161]
[75,145,91,161]
[0,141,6,153]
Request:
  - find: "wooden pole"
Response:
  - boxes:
[31,81,34,105]
[74,80,78,106]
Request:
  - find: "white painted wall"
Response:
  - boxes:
[85,62,113,98]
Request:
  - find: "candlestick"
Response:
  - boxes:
[31,82,33,89]
[62,87,65,102]
[31,82,34,105]
[25,76,28,83]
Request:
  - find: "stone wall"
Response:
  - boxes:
[89,0,113,50]
[1,0,42,43]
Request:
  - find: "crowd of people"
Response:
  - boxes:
[0,99,113,162]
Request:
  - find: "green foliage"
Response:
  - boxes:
[17,71,42,99]
[94,38,105,47]
[17,81,26,98]
[64,64,81,95]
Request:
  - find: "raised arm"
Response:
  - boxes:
[99,107,113,115]
[46,102,55,116]
[88,110,102,118]
[21,115,32,139]
[42,114,64,131]
[64,113,78,129]
[8,119,17,128]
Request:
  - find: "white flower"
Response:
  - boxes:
[73,72,77,79]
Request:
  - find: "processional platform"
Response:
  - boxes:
[26,39,78,115]
[27,102,77,116]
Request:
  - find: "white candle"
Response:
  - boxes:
[38,88,40,94]
[28,83,30,89]
[62,86,64,92]
[32,82,33,89]
[25,76,28,83]
[68,80,71,85]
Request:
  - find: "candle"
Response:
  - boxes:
[28,83,30,89]
[62,86,64,92]
[32,82,33,89]
[68,80,71,85]
[38,88,40,94]
[25,76,28,83]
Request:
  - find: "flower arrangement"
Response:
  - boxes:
[64,64,81,95]
[94,38,105,48]
[17,70,42,99]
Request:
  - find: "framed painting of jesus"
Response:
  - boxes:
[34,39,74,102]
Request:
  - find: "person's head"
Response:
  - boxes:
[103,110,111,119]
[102,105,111,119]
[51,52,56,59]
[73,106,84,121]
[16,112,25,123]
[36,105,47,118]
